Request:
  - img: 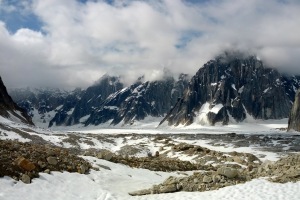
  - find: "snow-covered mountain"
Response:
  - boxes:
[9,87,80,127]
[160,52,300,126]
[0,77,33,125]
[85,73,189,126]
[49,75,123,127]
[10,73,189,127]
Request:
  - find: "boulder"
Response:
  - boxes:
[15,157,36,171]
[288,89,300,131]
[217,167,238,179]
[46,156,58,165]
[21,174,31,184]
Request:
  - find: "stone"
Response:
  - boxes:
[46,149,57,156]
[97,152,104,159]
[104,152,113,161]
[44,169,50,174]
[15,157,36,171]
[233,156,244,164]
[159,184,178,193]
[38,161,47,168]
[163,176,177,185]
[21,174,31,184]
[217,167,238,179]
[288,89,300,131]
[129,189,151,196]
[47,156,58,165]
[155,151,159,157]
[203,175,213,183]
[78,164,87,174]
[212,175,221,183]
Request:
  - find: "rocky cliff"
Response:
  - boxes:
[288,89,300,131]
[160,52,300,126]
[0,77,33,125]
[85,74,189,126]
[49,75,123,127]
[9,87,79,127]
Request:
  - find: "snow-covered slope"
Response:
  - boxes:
[1,113,300,200]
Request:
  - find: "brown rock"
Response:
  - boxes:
[15,157,36,171]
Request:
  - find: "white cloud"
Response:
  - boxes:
[0,0,300,88]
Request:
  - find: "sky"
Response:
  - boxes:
[0,0,300,89]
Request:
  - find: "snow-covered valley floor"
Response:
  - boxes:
[1,117,300,200]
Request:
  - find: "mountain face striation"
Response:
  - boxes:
[160,53,300,126]
[85,73,189,126]
[0,77,33,125]
[288,89,300,131]
[9,87,80,126]
[49,75,123,127]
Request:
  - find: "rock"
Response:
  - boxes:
[38,161,47,168]
[288,89,300,131]
[160,53,300,126]
[0,76,34,125]
[163,176,177,185]
[15,157,36,171]
[21,174,31,184]
[104,152,113,161]
[129,189,152,196]
[212,175,221,183]
[78,165,87,174]
[47,156,58,165]
[97,152,104,159]
[155,151,159,157]
[159,184,178,193]
[46,149,57,156]
[233,156,244,164]
[203,175,213,183]
[44,169,50,174]
[97,150,114,161]
[217,167,238,179]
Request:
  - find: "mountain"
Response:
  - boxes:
[49,75,123,127]
[9,87,78,127]
[288,89,300,131]
[85,73,189,126]
[0,76,33,125]
[160,52,300,126]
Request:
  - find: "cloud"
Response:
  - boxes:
[0,0,300,89]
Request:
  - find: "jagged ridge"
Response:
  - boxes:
[160,53,300,126]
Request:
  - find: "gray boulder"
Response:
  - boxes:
[288,89,300,131]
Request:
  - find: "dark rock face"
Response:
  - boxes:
[85,74,189,126]
[9,87,79,126]
[50,75,123,127]
[288,89,300,131]
[0,77,33,125]
[161,53,300,126]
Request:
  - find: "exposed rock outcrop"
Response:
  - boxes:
[160,52,300,126]
[0,77,33,125]
[85,73,189,126]
[288,89,300,131]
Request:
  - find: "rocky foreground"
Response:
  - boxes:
[0,139,92,184]
[1,136,300,196]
